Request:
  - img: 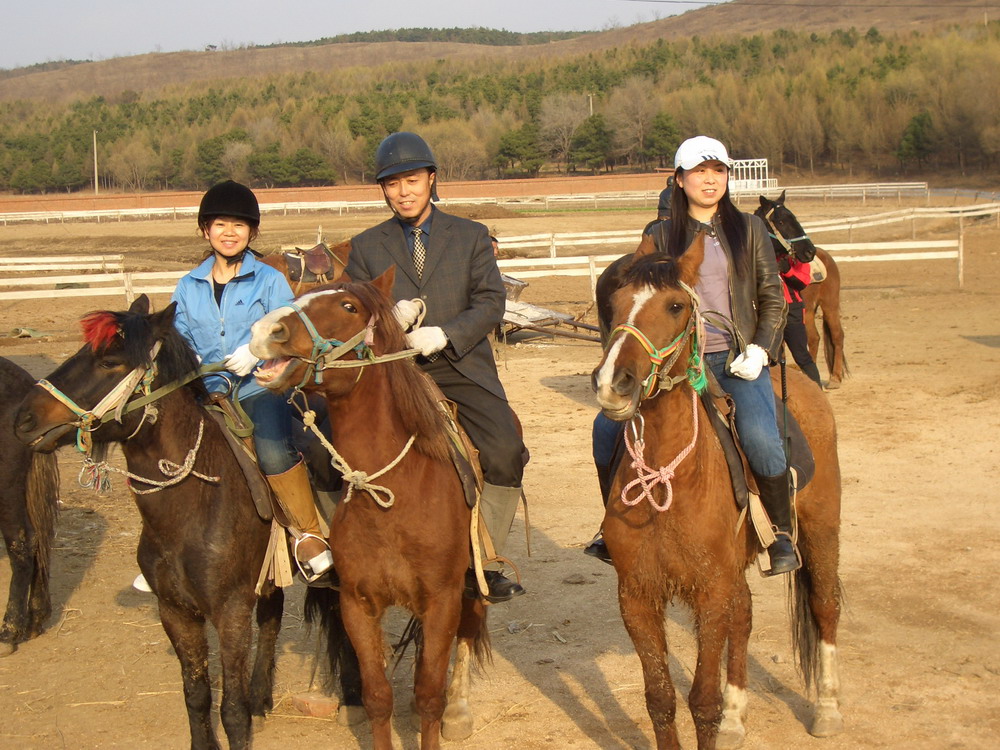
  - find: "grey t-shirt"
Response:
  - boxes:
[694,233,734,354]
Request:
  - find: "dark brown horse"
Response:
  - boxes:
[249,269,489,750]
[0,357,59,657]
[592,238,843,749]
[260,239,352,294]
[12,297,285,750]
[756,192,849,389]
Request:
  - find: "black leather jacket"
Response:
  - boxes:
[647,213,787,361]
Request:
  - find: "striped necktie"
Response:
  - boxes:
[412,227,427,279]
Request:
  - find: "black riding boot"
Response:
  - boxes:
[756,471,802,575]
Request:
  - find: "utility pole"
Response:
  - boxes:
[587,93,593,117]
[93,130,99,195]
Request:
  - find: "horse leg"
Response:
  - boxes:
[717,577,753,750]
[413,599,463,750]
[687,588,729,750]
[248,585,284,716]
[442,597,487,741]
[803,299,821,364]
[0,526,33,655]
[821,305,847,389]
[619,585,680,750]
[340,594,394,750]
[158,604,221,750]
[797,510,844,737]
[215,601,255,750]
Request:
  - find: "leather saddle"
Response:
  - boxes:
[203,394,274,522]
[283,242,343,286]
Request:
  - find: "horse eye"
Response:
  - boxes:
[669,303,685,315]
[341,302,357,314]
[98,357,121,370]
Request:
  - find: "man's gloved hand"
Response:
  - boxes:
[406,326,448,357]
[392,298,425,331]
[224,344,259,376]
[776,254,792,274]
[728,343,768,381]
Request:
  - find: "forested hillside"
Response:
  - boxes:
[2,23,998,194]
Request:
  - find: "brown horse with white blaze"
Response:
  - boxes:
[249,268,489,750]
[592,236,843,749]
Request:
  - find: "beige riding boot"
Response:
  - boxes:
[266,460,333,582]
[470,483,525,603]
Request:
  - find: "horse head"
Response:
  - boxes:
[14,295,198,453]
[757,190,816,263]
[251,267,406,396]
[592,234,706,421]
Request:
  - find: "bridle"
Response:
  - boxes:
[761,203,813,260]
[607,280,709,400]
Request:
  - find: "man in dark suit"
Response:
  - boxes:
[346,132,526,603]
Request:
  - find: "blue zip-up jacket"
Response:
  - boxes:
[171,251,293,400]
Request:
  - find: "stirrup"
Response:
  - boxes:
[761,531,802,577]
[293,533,334,583]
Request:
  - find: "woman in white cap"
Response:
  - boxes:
[587,136,798,576]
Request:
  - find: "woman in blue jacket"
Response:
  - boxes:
[171,180,333,584]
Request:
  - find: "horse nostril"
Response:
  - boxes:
[15,410,36,434]
[271,322,289,344]
[612,370,636,397]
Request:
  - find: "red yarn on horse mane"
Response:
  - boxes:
[80,312,120,352]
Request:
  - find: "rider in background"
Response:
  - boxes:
[346,132,527,603]
[171,180,334,584]
[777,252,823,387]
[589,136,800,576]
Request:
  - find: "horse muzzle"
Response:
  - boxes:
[13,411,76,453]
[592,366,641,421]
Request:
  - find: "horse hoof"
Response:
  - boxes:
[337,704,367,727]
[441,705,474,741]
[825,379,841,391]
[715,722,746,750]
[810,708,844,737]
[0,641,15,658]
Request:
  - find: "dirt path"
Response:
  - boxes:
[1,200,998,749]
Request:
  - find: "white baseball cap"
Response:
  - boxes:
[674,136,732,170]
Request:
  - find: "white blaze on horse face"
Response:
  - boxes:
[250,289,349,358]
[594,284,656,401]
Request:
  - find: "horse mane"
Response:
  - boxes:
[332,280,452,463]
[622,251,683,291]
[80,307,206,398]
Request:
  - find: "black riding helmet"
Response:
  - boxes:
[198,180,261,226]
[374,132,439,200]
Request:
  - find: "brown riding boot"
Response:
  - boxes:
[266,460,333,582]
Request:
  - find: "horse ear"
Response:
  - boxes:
[778,189,786,204]
[129,294,150,315]
[677,231,706,286]
[149,302,177,331]
[758,195,770,209]
[372,266,396,299]
[634,233,657,258]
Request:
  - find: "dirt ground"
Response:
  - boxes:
[0,197,998,749]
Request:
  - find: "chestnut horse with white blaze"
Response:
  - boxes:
[249,268,489,750]
[593,235,844,749]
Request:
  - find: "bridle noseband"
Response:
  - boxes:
[286,301,375,388]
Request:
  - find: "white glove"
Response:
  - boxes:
[392,298,425,331]
[224,343,259,376]
[406,326,448,357]
[728,343,768,381]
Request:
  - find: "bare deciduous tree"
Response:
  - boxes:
[539,93,590,172]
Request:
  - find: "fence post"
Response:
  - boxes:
[549,235,557,260]
[958,233,964,290]
[589,257,599,303]
[124,272,135,305]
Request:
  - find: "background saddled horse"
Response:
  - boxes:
[593,238,843,749]
[11,298,360,749]
[0,356,59,657]
[250,270,490,750]
[261,238,352,294]
[756,191,849,389]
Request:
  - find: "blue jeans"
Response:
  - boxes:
[240,390,300,476]
[704,350,786,477]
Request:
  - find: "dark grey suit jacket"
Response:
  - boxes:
[347,207,508,400]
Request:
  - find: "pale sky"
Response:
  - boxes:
[0,0,693,71]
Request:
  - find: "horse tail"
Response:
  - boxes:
[26,452,59,581]
[787,566,844,693]
[391,599,492,673]
[304,587,356,694]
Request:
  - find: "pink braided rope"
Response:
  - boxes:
[621,389,700,512]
